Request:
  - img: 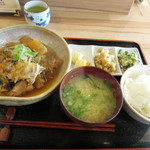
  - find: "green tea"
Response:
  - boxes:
[27,6,46,13]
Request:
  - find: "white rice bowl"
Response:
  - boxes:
[120,65,150,125]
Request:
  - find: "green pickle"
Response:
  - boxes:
[117,50,140,72]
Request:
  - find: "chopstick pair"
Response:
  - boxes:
[0,120,115,132]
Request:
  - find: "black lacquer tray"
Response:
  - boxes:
[0,38,149,149]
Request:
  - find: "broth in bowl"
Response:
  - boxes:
[62,74,116,123]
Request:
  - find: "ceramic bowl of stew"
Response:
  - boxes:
[0,24,71,106]
[59,66,123,126]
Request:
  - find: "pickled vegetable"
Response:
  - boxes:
[117,50,141,72]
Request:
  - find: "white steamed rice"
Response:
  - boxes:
[124,73,150,119]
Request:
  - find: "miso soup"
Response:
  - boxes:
[62,74,116,123]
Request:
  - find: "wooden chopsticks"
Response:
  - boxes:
[0,120,115,132]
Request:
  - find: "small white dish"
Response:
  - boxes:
[68,44,144,77]
[69,44,94,70]
[93,46,122,76]
[116,47,143,73]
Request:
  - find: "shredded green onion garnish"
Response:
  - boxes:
[9,44,38,62]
